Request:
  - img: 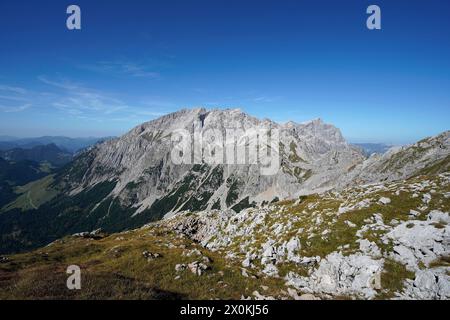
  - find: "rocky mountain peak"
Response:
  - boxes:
[30,108,447,243]
[0,109,449,287]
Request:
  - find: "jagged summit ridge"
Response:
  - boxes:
[65,108,359,214]
[337,130,450,187]
[54,108,448,230]
[0,108,449,258]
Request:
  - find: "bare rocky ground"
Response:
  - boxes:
[162,172,450,300]
[1,172,448,300]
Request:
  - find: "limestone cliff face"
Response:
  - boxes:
[1,108,449,257]
[61,108,364,216]
[337,130,450,187]
[59,108,449,222]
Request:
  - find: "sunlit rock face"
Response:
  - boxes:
[62,108,365,216]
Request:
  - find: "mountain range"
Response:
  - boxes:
[0,108,448,254]
[0,108,449,300]
[0,144,72,167]
[0,136,112,153]
[352,143,393,157]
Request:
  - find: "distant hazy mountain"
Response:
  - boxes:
[0,144,72,167]
[0,136,113,153]
[0,141,18,151]
[0,136,18,142]
[352,143,392,156]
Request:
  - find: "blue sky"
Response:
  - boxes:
[0,0,449,144]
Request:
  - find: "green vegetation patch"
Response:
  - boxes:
[377,259,415,299]
[2,175,58,212]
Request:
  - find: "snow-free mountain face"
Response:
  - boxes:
[61,108,364,216]
[339,131,450,187]
[0,108,448,255]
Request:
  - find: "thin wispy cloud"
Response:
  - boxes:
[39,76,130,115]
[38,76,80,90]
[35,76,175,123]
[0,103,31,113]
[0,94,29,102]
[252,96,274,103]
[0,85,27,95]
[80,60,160,78]
[0,75,175,126]
[0,85,31,113]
